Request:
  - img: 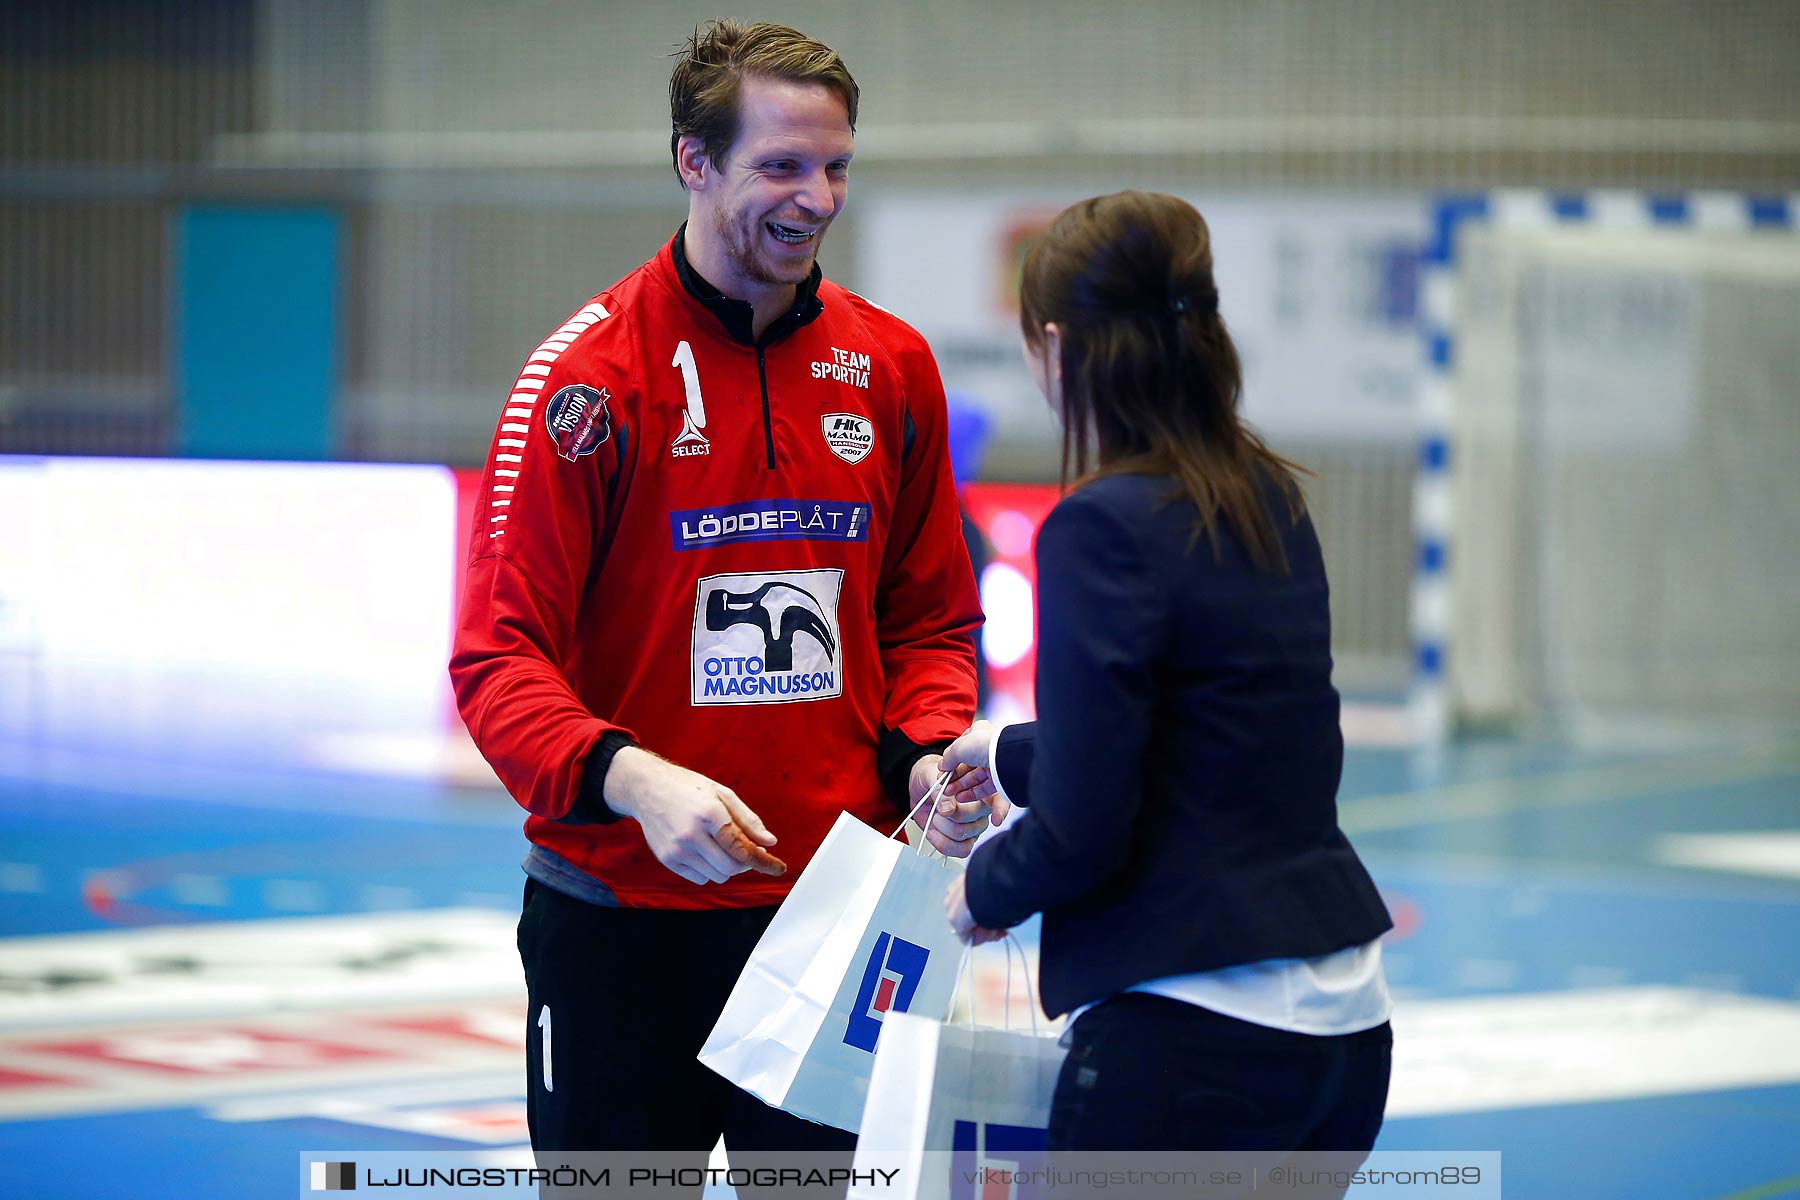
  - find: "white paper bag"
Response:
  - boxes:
[850,1010,1067,1200]
[698,810,970,1132]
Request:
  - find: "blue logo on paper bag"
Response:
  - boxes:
[952,1121,1049,1200]
[671,499,869,550]
[843,931,928,1052]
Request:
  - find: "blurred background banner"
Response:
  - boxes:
[5,0,1797,740]
[7,0,1799,460]
[3,5,1800,1198]
[860,190,1423,448]
[0,455,458,767]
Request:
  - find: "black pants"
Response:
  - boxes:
[1049,994,1390,1193]
[517,880,855,1189]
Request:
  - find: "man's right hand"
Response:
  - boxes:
[601,746,782,885]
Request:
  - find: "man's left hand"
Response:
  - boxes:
[908,753,1005,858]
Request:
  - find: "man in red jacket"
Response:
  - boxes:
[449,19,988,1164]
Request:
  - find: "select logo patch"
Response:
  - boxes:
[544,384,611,462]
[690,569,844,706]
[822,413,875,464]
[843,931,929,1052]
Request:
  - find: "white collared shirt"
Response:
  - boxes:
[1122,940,1391,1035]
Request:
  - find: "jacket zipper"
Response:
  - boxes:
[755,345,776,470]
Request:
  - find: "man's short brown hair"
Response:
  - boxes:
[669,20,859,183]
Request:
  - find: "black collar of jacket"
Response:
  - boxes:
[672,223,825,349]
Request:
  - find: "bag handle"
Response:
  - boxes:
[1003,932,1042,1038]
[956,933,1042,1037]
[960,942,977,1029]
[889,770,953,858]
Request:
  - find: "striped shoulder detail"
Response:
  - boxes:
[487,300,610,541]
[834,284,898,318]
[831,285,937,383]
[832,284,933,350]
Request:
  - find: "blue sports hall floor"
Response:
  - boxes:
[1,728,1797,1199]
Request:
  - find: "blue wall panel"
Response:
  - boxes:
[176,207,340,460]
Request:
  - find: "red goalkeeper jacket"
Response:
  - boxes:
[450,231,982,909]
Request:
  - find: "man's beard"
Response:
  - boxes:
[715,206,821,288]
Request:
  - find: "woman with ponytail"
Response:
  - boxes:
[938,192,1394,1161]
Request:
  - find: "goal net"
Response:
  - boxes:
[1449,225,1800,740]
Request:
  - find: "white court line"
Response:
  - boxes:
[1387,987,1800,1117]
[210,1071,520,1122]
[0,742,508,827]
[0,1010,522,1121]
[1657,832,1800,882]
[197,988,1800,1128]
[1340,752,1800,835]
[1359,847,1800,904]
[0,909,521,1031]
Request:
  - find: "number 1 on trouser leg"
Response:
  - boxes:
[537,1004,553,1093]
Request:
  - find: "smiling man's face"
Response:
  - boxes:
[683,74,853,306]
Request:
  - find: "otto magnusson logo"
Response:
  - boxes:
[689,570,844,706]
[952,1121,1048,1200]
[843,931,929,1052]
[311,1161,355,1191]
[705,581,836,673]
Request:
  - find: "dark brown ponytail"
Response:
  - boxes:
[1018,190,1306,574]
